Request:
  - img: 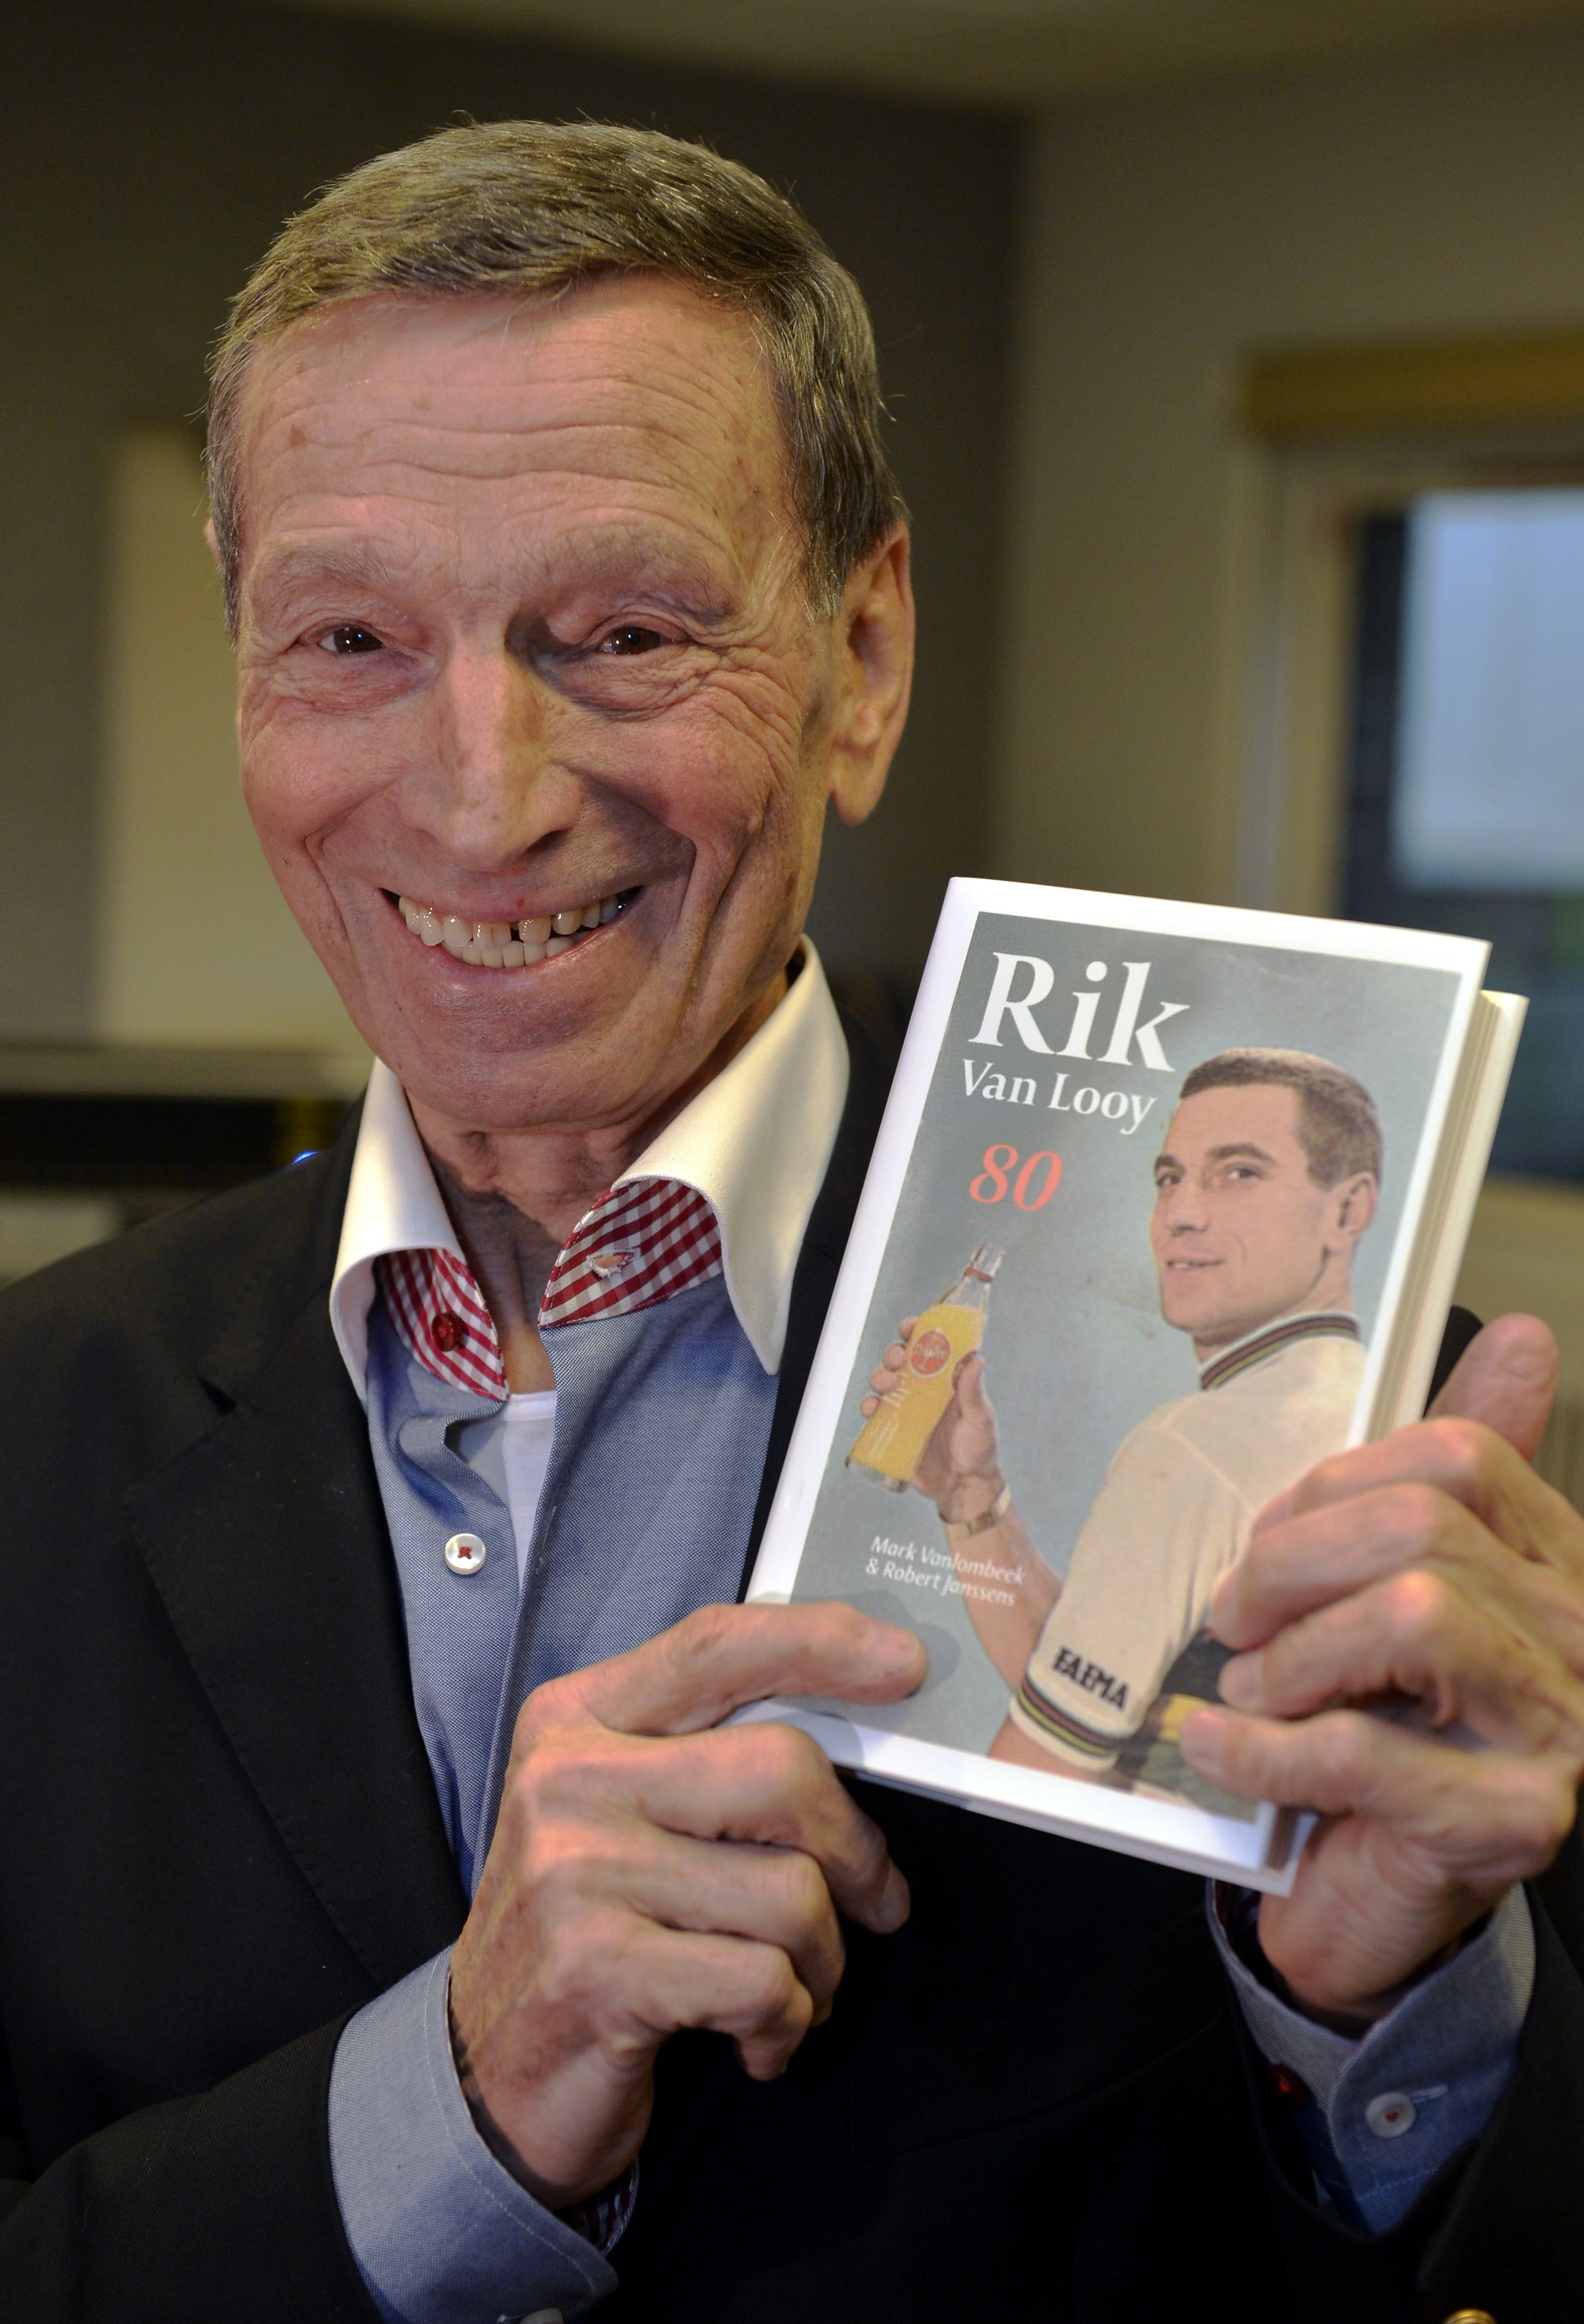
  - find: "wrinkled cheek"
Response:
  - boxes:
[238,748,360,966]
[241,698,375,861]
[622,714,803,900]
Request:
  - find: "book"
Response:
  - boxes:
[743,880,1527,1890]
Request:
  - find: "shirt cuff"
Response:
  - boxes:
[1208,1883,1534,2235]
[328,1947,621,2323]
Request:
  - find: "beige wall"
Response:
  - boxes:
[992,24,1584,906]
[98,429,365,1057]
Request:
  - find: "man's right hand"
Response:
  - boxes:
[447,1602,926,2210]
[863,1320,1007,1521]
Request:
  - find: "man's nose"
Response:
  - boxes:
[413,644,578,870]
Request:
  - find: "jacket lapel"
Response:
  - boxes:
[126,1125,466,1992]
[740,1013,894,1591]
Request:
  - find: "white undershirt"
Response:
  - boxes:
[454,1393,558,1586]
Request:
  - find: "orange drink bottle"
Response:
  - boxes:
[846,1246,1002,1489]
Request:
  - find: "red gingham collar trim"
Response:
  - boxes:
[379,1245,508,1399]
[378,1177,725,1397]
[538,1177,721,1330]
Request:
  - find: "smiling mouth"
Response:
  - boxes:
[1164,1256,1223,1271]
[394,887,638,969]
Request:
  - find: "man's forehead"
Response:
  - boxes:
[1161,1082,1304,1156]
[234,280,793,571]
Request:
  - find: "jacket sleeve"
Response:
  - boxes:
[0,2015,381,2324]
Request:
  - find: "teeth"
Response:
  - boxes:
[397,893,630,971]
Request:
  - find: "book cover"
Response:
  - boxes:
[747,881,1505,1888]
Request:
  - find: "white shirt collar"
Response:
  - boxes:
[329,939,849,1399]
[1195,1306,1361,1389]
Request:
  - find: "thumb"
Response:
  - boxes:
[953,1351,994,1417]
[1429,1311,1558,1463]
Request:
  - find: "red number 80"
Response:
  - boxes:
[969,1144,1062,1211]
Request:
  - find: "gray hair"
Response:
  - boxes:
[1178,1048,1383,1188]
[206,119,907,633]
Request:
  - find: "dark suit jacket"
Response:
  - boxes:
[1,1023,1581,2322]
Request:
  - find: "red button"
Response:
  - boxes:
[431,1311,465,1352]
[1268,2063,1313,2110]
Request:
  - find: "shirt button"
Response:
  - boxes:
[1364,2090,1417,2138]
[444,1532,487,1576]
[431,1311,465,1352]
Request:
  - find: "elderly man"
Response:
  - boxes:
[2,121,1582,2324]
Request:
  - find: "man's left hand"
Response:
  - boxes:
[1180,1313,1584,2022]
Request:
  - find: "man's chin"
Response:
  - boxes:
[1160,1294,1223,1337]
[1161,1297,1260,1348]
[351,979,666,1128]
[405,1037,670,1137]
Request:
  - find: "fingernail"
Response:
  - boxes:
[1218,1653,1260,1708]
[876,1863,910,1931]
[1177,1705,1224,1769]
[877,1628,927,1680]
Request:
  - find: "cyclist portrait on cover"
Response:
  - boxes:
[862,1047,1381,1808]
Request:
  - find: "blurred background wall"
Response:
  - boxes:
[6,0,1584,1479]
[993,23,1584,905]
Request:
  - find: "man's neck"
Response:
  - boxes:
[1190,1269,1356,1367]
[409,968,790,1394]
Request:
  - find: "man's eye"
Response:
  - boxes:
[320,624,384,655]
[597,625,667,657]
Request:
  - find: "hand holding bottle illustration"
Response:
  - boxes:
[853,1250,1060,1693]
[859,1329,1007,1523]
[851,1247,1008,1523]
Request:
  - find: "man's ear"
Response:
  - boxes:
[825,527,915,827]
[1333,1172,1379,1243]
